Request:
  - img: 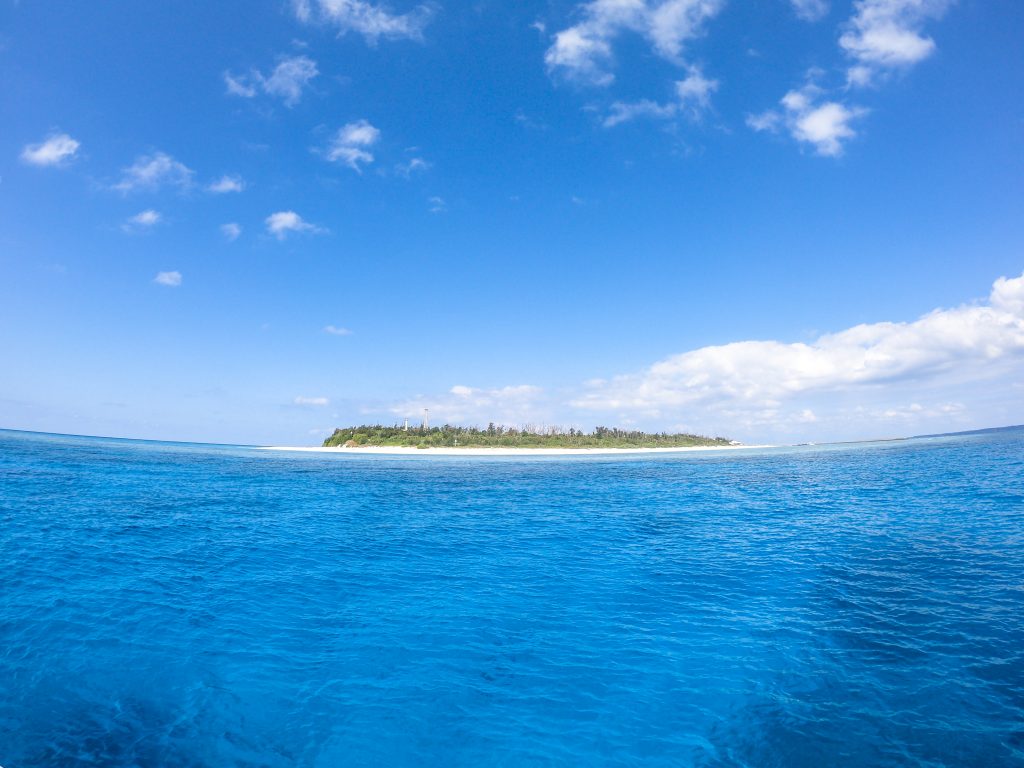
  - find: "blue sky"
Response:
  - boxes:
[2,0,1022,445]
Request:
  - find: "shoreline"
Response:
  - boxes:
[257,444,774,456]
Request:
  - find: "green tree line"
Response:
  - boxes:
[323,423,733,449]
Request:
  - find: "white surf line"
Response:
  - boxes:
[257,444,774,456]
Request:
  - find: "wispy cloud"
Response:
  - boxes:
[790,0,829,22]
[207,175,245,193]
[122,209,161,232]
[324,325,354,336]
[295,395,330,406]
[324,119,381,172]
[113,152,194,193]
[389,384,545,425]
[428,196,446,213]
[224,73,257,98]
[21,133,80,167]
[748,81,867,156]
[396,156,431,177]
[545,0,724,86]
[604,64,718,127]
[154,270,182,287]
[293,0,436,44]
[224,55,319,107]
[221,222,242,241]
[265,210,325,240]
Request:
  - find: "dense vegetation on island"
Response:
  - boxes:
[323,424,734,449]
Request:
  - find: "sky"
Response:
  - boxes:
[1,0,1022,446]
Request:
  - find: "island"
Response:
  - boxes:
[322,424,734,450]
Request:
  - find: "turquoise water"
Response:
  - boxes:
[1,429,1022,766]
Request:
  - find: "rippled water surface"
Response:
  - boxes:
[1,429,1022,766]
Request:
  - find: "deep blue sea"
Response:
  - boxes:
[1,428,1022,767]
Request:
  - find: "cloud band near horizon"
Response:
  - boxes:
[372,271,1024,441]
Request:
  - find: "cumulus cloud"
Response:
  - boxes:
[295,396,330,406]
[361,273,1024,442]
[571,272,1024,432]
[266,210,325,239]
[208,175,245,193]
[293,0,435,44]
[390,384,546,425]
[224,55,319,107]
[748,83,867,156]
[324,325,354,336]
[154,270,182,287]
[752,1,952,155]
[113,152,194,193]
[324,119,381,171]
[790,0,829,22]
[122,209,161,232]
[840,0,953,86]
[21,133,80,167]
[221,222,242,241]
[545,0,723,86]
[604,64,717,126]
[992,273,1024,316]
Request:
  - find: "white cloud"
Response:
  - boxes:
[123,209,161,232]
[262,56,319,104]
[224,55,318,107]
[389,384,545,425]
[839,0,953,86]
[154,271,182,287]
[428,196,446,213]
[674,65,717,111]
[266,210,325,239]
[208,175,245,193]
[324,119,381,172]
[221,222,242,241]
[545,0,723,86]
[293,0,435,44]
[21,133,80,167]
[992,273,1024,317]
[753,0,952,155]
[224,73,257,98]
[604,64,717,126]
[748,83,867,156]
[396,157,431,177]
[324,325,354,336]
[790,0,829,22]
[570,272,1024,436]
[295,395,330,406]
[745,110,780,132]
[358,273,1024,442]
[604,99,678,127]
[113,152,194,193]
[880,401,963,420]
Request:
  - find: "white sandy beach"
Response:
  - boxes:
[259,444,772,456]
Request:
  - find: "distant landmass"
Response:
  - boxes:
[913,424,1024,439]
[323,424,734,449]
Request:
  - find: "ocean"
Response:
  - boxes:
[1,428,1022,766]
